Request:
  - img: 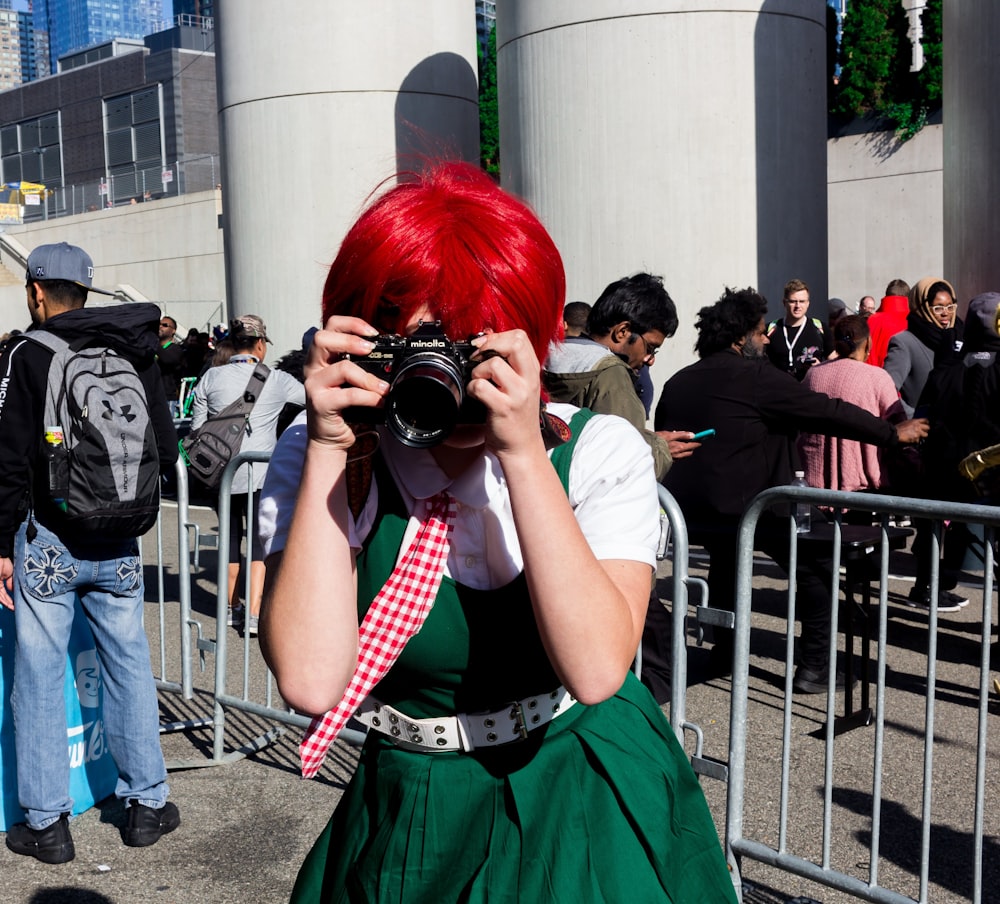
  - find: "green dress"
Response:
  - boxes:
[291,415,737,903]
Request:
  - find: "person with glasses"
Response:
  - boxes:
[543,272,700,482]
[884,277,964,418]
[765,278,827,380]
[543,274,704,704]
[884,278,969,611]
[156,315,186,418]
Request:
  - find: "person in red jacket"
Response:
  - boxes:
[867,278,911,368]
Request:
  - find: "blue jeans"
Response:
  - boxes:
[10,517,169,829]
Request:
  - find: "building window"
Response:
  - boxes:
[104,86,163,202]
[1,112,61,188]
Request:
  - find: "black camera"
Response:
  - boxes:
[346,321,486,448]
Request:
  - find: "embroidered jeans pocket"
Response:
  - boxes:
[21,541,79,600]
[113,555,143,595]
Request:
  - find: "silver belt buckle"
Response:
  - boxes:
[508,701,528,740]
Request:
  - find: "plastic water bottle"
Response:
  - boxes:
[45,425,69,513]
[791,470,811,534]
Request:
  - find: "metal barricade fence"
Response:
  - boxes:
[208,452,368,764]
[152,455,716,772]
[144,459,214,736]
[726,485,999,904]
[651,484,731,783]
[150,453,998,902]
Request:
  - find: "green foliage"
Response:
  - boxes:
[918,0,943,107]
[478,26,499,177]
[832,0,942,142]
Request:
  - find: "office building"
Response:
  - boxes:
[475,0,494,58]
[0,1,21,92]
[36,0,170,72]
[20,4,50,83]
[174,1,213,19]
[0,19,218,211]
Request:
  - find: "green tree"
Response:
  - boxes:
[918,0,942,108]
[478,26,499,177]
[833,0,912,118]
[832,0,943,141]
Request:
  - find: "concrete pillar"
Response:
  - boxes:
[215,1,479,354]
[498,0,829,386]
[944,0,1000,306]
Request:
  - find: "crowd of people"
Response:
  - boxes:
[0,162,996,903]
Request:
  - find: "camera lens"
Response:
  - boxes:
[385,353,465,448]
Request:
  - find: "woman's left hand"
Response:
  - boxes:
[466,329,544,457]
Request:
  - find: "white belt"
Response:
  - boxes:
[353,687,577,753]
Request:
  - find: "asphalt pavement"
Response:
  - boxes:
[2,502,997,903]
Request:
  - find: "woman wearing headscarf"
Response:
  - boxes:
[883,277,964,418]
[914,293,1000,607]
[884,278,967,610]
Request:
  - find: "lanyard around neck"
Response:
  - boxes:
[783,320,806,367]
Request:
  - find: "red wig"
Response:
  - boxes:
[321,162,566,363]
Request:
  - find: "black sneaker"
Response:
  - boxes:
[122,801,180,847]
[792,665,849,694]
[5,813,75,864]
[907,586,969,613]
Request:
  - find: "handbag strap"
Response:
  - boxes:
[239,362,270,410]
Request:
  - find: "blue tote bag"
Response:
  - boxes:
[0,603,119,830]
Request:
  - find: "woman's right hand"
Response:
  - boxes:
[304,316,391,450]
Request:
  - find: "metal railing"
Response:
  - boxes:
[141,455,998,903]
[24,155,220,222]
[726,485,999,904]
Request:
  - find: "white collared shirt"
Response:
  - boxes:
[259,403,659,590]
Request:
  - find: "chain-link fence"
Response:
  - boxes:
[24,154,220,221]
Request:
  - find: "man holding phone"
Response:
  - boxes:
[544,272,701,481]
[656,287,929,691]
[544,273,704,703]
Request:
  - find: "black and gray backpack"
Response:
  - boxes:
[27,330,161,538]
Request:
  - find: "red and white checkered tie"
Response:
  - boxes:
[299,491,456,778]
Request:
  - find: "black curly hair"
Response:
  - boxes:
[694,287,769,358]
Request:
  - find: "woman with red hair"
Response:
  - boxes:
[258,163,735,903]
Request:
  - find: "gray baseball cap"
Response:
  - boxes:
[26,242,115,296]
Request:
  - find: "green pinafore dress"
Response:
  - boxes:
[291,411,737,903]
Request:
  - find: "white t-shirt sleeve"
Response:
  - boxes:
[259,418,306,560]
[258,413,372,559]
[563,409,660,568]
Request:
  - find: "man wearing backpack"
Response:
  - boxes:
[0,242,179,864]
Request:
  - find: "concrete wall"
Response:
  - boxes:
[0,189,226,335]
[499,0,829,390]
[944,0,1000,305]
[215,0,479,356]
[827,121,943,306]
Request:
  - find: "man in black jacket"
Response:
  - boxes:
[656,287,927,691]
[0,242,180,863]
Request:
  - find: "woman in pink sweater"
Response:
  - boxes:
[799,315,906,491]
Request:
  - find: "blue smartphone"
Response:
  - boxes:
[691,429,716,441]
